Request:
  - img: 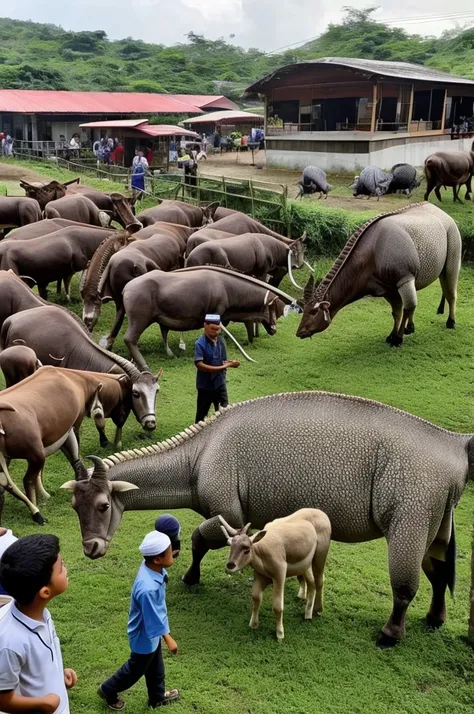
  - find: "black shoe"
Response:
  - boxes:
[149,689,180,707]
[97,685,126,710]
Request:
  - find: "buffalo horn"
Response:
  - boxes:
[218,514,238,537]
[219,324,257,363]
[303,261,314,273]
[287,251,303,290]
[303,274,315,303]
[87,455,108,480]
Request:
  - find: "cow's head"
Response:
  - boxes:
[295,275,331,339]
[109,193,143,233]
[61,457,137,559]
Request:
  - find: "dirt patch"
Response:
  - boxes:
[0,162,49,187]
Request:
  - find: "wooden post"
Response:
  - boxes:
[407,84,415,132]
[264,95,268,135]
[370,83,378,133]
[440,89,448,132]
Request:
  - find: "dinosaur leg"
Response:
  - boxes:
[438,272,457,329]
[377,520,425,647]
[395,280,417,343]
[384,295,404,346]
[183,513,243,585]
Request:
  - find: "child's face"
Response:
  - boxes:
[155,545,174,569]
[41,555,69,601]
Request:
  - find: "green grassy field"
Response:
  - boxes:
[1,161,474,713]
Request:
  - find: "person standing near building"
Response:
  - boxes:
[130,148,149,199]
[194,314,240,423]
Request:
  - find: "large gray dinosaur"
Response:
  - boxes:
[62,391,474,647]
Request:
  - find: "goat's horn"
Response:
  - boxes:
[86,455,108,480]
[242,522,251,534]
[218,514,238,536]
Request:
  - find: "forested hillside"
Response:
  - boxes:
[0,8,473,99]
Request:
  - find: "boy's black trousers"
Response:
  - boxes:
[101,639,165,705]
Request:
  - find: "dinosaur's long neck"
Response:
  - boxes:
[111,442,196,512]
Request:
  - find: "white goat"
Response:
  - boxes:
[219,508,331,641]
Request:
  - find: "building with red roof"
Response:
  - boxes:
[0,90,238,145]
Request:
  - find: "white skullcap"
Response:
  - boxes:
[139,531,171,557]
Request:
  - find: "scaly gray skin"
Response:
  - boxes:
[0,305,160,434]
[388,164,420,196]
[64,390,474,647]
[296,203,461,346]
[297,166,333,198]
[352,166,393,198]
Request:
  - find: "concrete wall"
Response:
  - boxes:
[51,121,89,143]
[265,132,474,172]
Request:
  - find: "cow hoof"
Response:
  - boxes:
[181,571,200,586]
[404,323,415,335]
[386,334,403,347]
[446,318,455,329]
[425,614,445,630]
[32,512,46,525]
[376,631,399,648]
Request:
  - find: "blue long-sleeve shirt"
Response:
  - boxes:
[127,562,169,654]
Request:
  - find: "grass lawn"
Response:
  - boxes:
[1,159,474,713]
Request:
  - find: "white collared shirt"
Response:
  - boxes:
[0,603,69,713]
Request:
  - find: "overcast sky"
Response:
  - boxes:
[4,1,474,51]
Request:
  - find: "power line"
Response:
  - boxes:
[264,11,474,55]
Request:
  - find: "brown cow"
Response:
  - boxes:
[0,197,41,236]
[20,179,140,216]
[0,366,128,523]
[6,218,113,241]
[424,144,474,203]
[0,345,41,388]
[206,213,294,244]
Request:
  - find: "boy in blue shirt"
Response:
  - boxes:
[194,313,240,423]
[98,532,179,710]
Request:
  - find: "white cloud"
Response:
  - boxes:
[3,0,474,50]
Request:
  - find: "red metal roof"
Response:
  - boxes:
[79,119,200,138]
[172,95,239,111]
[0,90,203,115]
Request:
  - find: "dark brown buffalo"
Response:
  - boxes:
[186,233,306,288]
[6,217,112,241]
[0,270,88,335]
[213,207,240,220]
[135,199,218,227]
[0,345,41,388]
[96,228,193,347]
[206,213,293,244]
[81,222,196,333]
[0,197,41,235]
[424,145,474,203]
[20,179,139,216]
[185,228,235,257]
[44,194,142,231]
[0,227,125,300]
[120,267,291,368]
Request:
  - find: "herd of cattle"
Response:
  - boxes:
[298,141,474,203]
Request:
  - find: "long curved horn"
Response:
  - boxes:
[175,266,296,305]
[287,251,303,290]
[218,514,238,536]
[19,275,37,286]
[219,323,257,363]
[304,261,314,273]
[49,354,65,362]
[87,455,109,480]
